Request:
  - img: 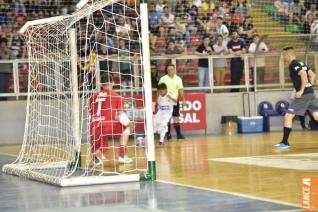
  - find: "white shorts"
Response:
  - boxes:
[154,112,172,133]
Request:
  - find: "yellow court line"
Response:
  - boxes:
[157,179,301,208]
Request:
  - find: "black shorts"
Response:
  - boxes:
[287,93,318,116]
[172,101,180,117]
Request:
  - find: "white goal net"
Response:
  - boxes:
[2,0,155,186]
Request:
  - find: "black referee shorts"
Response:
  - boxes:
[172,101,180,117]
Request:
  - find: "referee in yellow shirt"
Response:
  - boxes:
[159,64,186,140]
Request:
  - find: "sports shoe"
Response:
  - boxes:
[159,141,164,146]
[166,133,172,140]
[273,143,290,149]
[177,134,185,140]
[92,156,104,167]
[118,156,133,164]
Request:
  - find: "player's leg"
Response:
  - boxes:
[278,112,295,147]
[90,123,109,167]
[308,94,318,121]
[275,96,309,148]
[158,114,171,145]
[173,102,185,140]
[166,121,172,140]
[118,112,133,164]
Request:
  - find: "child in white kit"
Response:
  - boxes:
[154,83,177,145]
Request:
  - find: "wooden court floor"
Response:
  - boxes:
[1,131,318,207]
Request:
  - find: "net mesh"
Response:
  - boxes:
[2,0,151,186]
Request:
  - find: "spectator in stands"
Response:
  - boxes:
[219,2,230,18]
[0,39,13,100]
[311,14,318,49]
[177,40,188,54]
[175,17,187,37]
[151,62,159,88]
[98,37,116,73]
[160,6,175,28]
[165,40,184,56]
[9,30,24,58]
[201,0,215,17]
[227,10,241,34]
[187,26,202,49]
[118,40,133,87]
[115,17,131,37]
[195,36,213,88]
[167,27,183,42]
[14,0,26,14]
[158,26,168,39]
[236,0,251,17]
[148,3,161,32]
[149,32,158,55]
[203,13,218,33]
[206,28,217,46]
[248,34,269,86]
[216,17,229,40]
[305,4,318,19]
[227,30,246,92]
[156,0,165,14]
[289,0,305,25]
[231,8,242,25]
[274,0,291,22]
[213,35,228,88]
[176,4,192,29]
[238,16,255,47]
[303,13,314,33]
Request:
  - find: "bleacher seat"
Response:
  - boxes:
[183,74,199,85]
[258,101,279,116]
[275,100,289,115]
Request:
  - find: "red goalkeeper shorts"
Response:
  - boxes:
[90,121,124,153]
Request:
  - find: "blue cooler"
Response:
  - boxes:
[238,116,264,133]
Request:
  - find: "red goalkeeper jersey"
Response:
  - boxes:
[89,88,124,122]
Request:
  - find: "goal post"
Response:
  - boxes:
[2,0,156,186]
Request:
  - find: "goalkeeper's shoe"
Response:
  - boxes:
[118,156,133,164]
[92,156,104,167]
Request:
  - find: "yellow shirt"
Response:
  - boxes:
[159,74,184,99]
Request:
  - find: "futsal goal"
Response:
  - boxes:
[2,0,155,186]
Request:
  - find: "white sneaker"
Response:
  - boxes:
[118,156,133,164]
[92,156,106,167]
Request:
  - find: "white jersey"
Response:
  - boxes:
[157,92,175,115]
[154,92,175,134]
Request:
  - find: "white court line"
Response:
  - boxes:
[270,210,304,212]
[0,152,18,157]
[157,179,301,208]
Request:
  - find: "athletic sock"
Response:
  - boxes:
[299,116,306,128]
[174,123,182,137]
[167,121,171,136]
[281,127,291,145]
[159,131,165,143]
[119,145,126,158]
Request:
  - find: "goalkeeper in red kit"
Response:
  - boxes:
[89,74,133,165]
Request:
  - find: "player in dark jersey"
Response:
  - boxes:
[275,46,318,149]
[89,74,133,164]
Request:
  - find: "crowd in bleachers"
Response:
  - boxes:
[0,0,318,95]
[0,0,73,60]
[149,0,254,55]
[273,0,318,35]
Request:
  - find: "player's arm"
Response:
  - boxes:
[167,92,177,103]
[179,88,186,106]
[308,69,316,85]
[296,69,308,97]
